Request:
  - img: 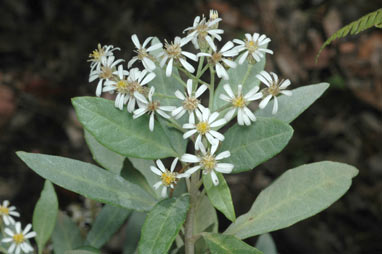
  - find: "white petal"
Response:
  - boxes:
[280,79,291,89]
[181,51,198,61]
[209,130,225,141]
[208,112,219,124]
[220,93,232,102]
[224,108,236,121]
[205,36,216,51]
[23,224,32,235]
[223,84,234,98]
[4,228,14,236]
[166,58,173,77]
[153,181,162,189]
[256,74,271,87]
[222,58,237,68]
[134,91,148,104]
[210,171,219,186]
[195,84,208,98]
[239,51,249,64]
[161,186,168,197]
[215,163,234,173]
[170,158,179,172]
[149,112,155,131]
[272,97,279,114]
[180,58,195,73]
[220,41,234,53]
[143,57,156,71]
[156,109,171,119]
[183,129,197,139]
[142,36,153,48]
[237,108,244,125]
[184,165,201,176]
[186,79,193,96]
[172,106,184,117]
[147,42,163,52]
[215,151,231,160]
[280,90,292,96]
[181,154,200,163]
[210,118,226,128]
[243,107,256,121]
[175,90,186,100]
[151,166,163,176]
[131,34,141,48]
[141,72,156,85]
[259,94,272,109]
[24,232,36,239]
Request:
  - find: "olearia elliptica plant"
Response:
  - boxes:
[14,10,359,254]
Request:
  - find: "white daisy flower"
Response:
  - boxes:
[89,55,124,97]
[2,222,36,254]
[158,36,198,77]
[183,107,226,151]
[128,34,162,72]
[256,71,292,114]
[133,86,175,131]
[197,41,238,80]
[103,66,156,112]
[88,43,120,72]
[172,79,208,123]
[183,15,224,50]
[0,200,20,225]
[151,158,187,197]
[219,84,263,125]
[181,142,233,186]
[234,33,273,64]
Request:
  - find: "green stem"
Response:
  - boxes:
[185,172,199,254]
[241,63,254,87]
[208,66,215,109]
[155,93,178,100]
[178,67,207,85]
[166,118,185,133]
[196,56,205,78]
[173,74,188,88]
[216,103,232,112]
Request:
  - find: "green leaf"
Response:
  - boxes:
[121,159,159,199]
[193,195,218,234]
[65,247,101,254]
[52,212,83,254]
[193,195,219,254]
[255,234,277,254]
[123,212,146,254]
[316,8,382,62]
[72,96,177,159]
[17,152,156,211]
[137,195,190,254]
[255,83,329,123]
[32,180,59,254]
[224,161,358,239]
[213,46,267,111]
[203,173,235,222]
[203,233,263,254]
[86,204,131,248]
[84,130,125,174]
[221,118,293,173]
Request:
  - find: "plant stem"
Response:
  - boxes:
[208,66,215,109]
[184,172,199,254]
[241,63,254,87]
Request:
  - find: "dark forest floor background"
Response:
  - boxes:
[0,0,381,253]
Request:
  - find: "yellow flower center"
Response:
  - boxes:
[161,172,177,186]
[147,101,159,112]
[201,154,216,172]
[232,95,246,108]
[89,44,104,61]
[13,234,24,244]
[196,23,208,38]
[183,97,199,111]
[196,121,210,135]
[0,206,9,215]
[99,66,113,79]
[116,80,129,93]
[211,52,222,64]
[267,83,280,96]
[165,41,182,59]
[245,40,259,53]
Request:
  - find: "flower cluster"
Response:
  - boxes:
[87,10,292,194]
[1,200,36,254]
